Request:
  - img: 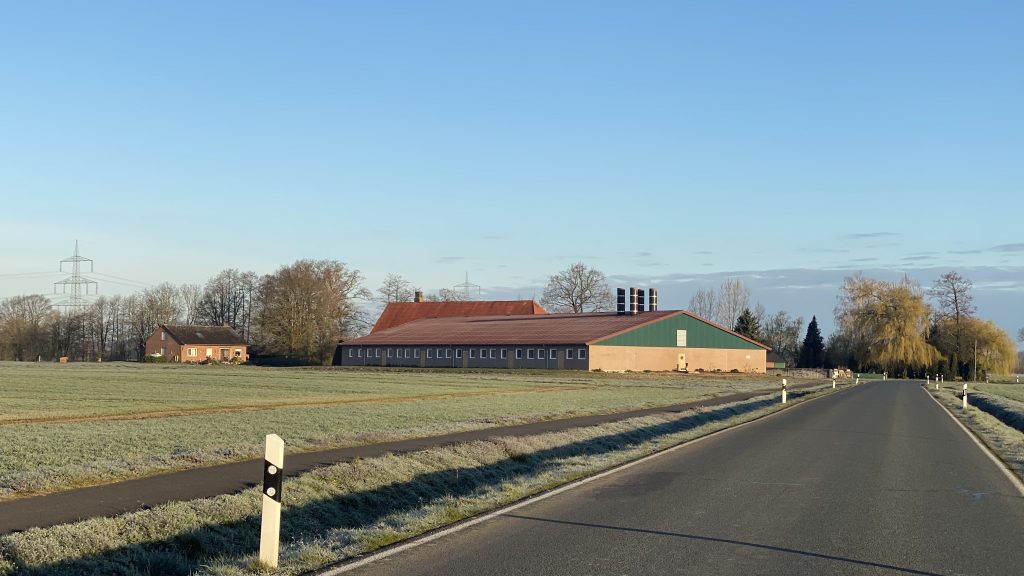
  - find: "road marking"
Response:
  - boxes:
[317,383,855,575]
[922,386,1024,498]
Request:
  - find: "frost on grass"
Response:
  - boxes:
[0,386,829,576]
[932,390,1024,480]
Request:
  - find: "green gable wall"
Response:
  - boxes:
[595,313,764,350]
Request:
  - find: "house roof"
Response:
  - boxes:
[349,311,683,346]
[371,300,547,333]
[161,325,247,346]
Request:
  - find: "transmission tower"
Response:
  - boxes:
[454,271,481,297]
[53,240,98,312]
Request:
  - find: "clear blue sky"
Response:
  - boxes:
[1,1,1021,338]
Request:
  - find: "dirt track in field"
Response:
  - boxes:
[0,384,599,427]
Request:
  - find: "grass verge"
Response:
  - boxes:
[930,386,1024,482]
[0,385,833,576]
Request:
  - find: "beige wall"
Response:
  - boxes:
[589,345,766,373]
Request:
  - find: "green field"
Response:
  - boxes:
[976,382,1024,403]
[0,362,797,498]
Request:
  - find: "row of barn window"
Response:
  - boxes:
[349,347,588,360]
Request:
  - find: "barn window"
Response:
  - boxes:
[676,330,687,347]
[578,349,587,359]
[501,349,508,359]
[348,349,353,358]
[516,349,523,359]
[387,349,393,358]
[427,349,433,358]
[357,348,363,358]
[489,349,496,359]
[538,349,546,360]
[414,349,420,358]
[566,349,574,360]
[469,349,476,359]
[445,349,451,358]
[549,349,556,360]
[527,349,535,359]
[375,348,381,357]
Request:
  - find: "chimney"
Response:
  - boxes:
[648,288,658,312]
[414,291,424,303]
[637,287,646,313]
[629,288,639,315]
[616,288,626,315]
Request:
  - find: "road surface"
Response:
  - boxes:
[341,381,1024,576]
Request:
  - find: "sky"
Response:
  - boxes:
[0,1,1021,341]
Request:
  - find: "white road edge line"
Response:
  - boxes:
[317,383,853,575]
[923,386,1024,498]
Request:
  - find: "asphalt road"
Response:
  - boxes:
[341,381,1024,576]
[0,382,819,535]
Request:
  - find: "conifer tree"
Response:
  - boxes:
[733,308,762,342]
[799,316,825,368]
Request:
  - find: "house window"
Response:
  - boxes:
[538,349,546,360]
[578,348,587,359]
[160,331,165,341]
[405,349,411,358]
[489,349,496,359]
[234,349,241,357]
[527,349,535,360]
[436,348,443,358]
[480,348,486,358]
[188,348,197,357]
[375,348,381,357]
[206,348,213,358]
[515,349,523,359]
[469,349,476,359]
[427,349,433,359]
[566,349,574,360]
[445,349,451,359]
[549,349,556,360]
[501,349,508,359]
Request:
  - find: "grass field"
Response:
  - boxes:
[977,382,1024,404]
[0,387,834,576]
[0,362,799,498]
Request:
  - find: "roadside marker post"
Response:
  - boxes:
[260,434,285,568]
[962,383,968,409]
[832,378,836,389]
[782,379,787,404]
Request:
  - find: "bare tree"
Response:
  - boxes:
[760,310,804,367]
[257,259,370,364]
[540,263,613,313]
[425,288,471,302]
[1017,327,1023,343]
[177,283,203,325]
[377,273,415,304]
[688,288,717,321]
[715,278,750,328]
[196,269,260,340]
[929,271,975,365]
[0,295,55,361]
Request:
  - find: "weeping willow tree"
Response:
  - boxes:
[834,274,940,374]
[959,317,1018,377]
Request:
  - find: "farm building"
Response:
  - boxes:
[336,289,769,372]
[145,324,248,363]
[371,292,546,332]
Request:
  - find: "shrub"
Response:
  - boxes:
[143,354,169,364]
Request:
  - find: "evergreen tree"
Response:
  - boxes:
[799,315,825,368]
[733,308,762,342]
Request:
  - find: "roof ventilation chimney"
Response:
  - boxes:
[629,288,639,315]
[649,288,658,312]
[637,287,646,313]
[414,291,424,303]
[616,288,626,315]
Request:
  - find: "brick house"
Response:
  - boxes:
[145,324,248,363]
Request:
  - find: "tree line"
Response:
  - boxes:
[0,260,369,365]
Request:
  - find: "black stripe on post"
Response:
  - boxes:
[263,460,283,503]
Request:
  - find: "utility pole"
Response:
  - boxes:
[53,240,98,313]
[974,339,978,382]
[454,272,481,298]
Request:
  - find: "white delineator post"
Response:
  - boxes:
[782,379,787,404]
[832,378,836,389]
[260,434,285,568]
[962,383,968,409]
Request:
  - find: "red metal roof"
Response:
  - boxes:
[352,311,683,346]
[371,300,547,333]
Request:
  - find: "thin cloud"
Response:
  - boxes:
[991,243,1024,253]
[902,255,938,261]
[842,232,901,240]
[437,256,465,263]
